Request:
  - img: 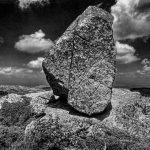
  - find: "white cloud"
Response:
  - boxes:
[27,57,44,69]
[143,65,150,72]
[141,58,150,66]
[112,0,150,40]
[18,0,49,9]
[137,58,150,74]
[116,41,140,64]
[15,30,54,53]
[0,67,33,75]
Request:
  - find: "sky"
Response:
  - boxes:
[0,0,150,88]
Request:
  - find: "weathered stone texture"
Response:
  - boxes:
[1,87,150,149]
[104,88,150,139]
[43,6,116,115]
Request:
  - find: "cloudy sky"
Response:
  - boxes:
[0,0,150,88]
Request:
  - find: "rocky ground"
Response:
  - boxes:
[0,85,150,150]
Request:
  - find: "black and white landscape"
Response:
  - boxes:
[0,0,150,149]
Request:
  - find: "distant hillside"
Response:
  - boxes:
[0,85,50,95]
[131,88,150,97]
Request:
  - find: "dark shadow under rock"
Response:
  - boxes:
[0,91,8,97]
[34,112,46,119]
[47,94,112,121]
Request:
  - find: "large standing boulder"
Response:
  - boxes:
[43,6,116,115]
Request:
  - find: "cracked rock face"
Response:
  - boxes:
[24,89,150,150]
[43,6,116,115]
[1,87,150,149]
[24,108,134,150]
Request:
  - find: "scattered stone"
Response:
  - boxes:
[104,88,150,139]
[0,86,150,149]
[29,91,53,114]
[24,101,149,150]
[0,90,54,127]
[43,6,116,115]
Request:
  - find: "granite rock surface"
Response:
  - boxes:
[43,6,116,115]
[0,86,150,149]
[24,88,150,150]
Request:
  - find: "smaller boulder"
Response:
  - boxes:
[104,88,150,139]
